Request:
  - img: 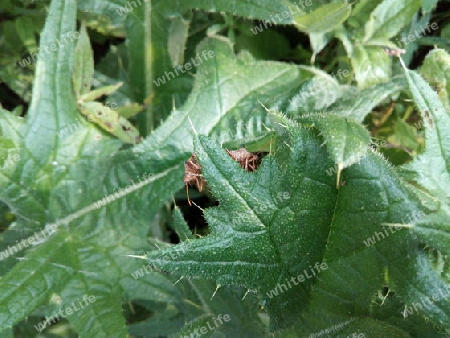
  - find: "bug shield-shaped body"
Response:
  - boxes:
[184,153,204,192]
[225,148,259,171]
[183,148,260,205]
[184,153,205,206]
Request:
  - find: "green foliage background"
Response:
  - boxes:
[0,0,449,337]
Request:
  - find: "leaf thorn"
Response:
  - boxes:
[241,289,252,300]
[125,254,147,260]
[283,141,293,150]
[336,163,343,189]
[211,284,221,300]
[187,116,198,135]
[174,276,185,285]
[382,222,414,229]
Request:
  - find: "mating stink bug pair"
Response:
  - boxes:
[184,148,260,206]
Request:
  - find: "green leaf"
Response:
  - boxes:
[174,283,266,337]
[293,148,449,334]
[24,0,78,164]
[15,16,38,53]
[79,83,124,102]
[347,0,382,30]
[308,32,330,59]
[400,62,450,206]
[78,101,141,144]
[293,3,352,34]
[147,132,338,329]
[413,207,450,256]
[327,77,405,122]
[122,0,297,133]
[1,1,182,334]
[286,66,343,113]
[298,112,372,185]
[0,230,75,330]
[115,103,143,119]
[399,60,450,271]
[0,109,23,177]
[168,14,192,66]
[420,49,450,111]
[170,207,195,241]
[3,0,450,335]
[135,37,310,155]
[351,45,391,88]
[0,8,312,336]
[146,120,450,333]
[363,0,421,42]
[66,286,129,337]
[73,22,93,97]
[125,1,154,133]
[389,117,422,154]
[389,250,450,329]
[273,109,372,173]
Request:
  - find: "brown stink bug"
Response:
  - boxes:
[383,47,405,57]
[183,148,261,206]
[183,153,205,206]
[225,148,260,172]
